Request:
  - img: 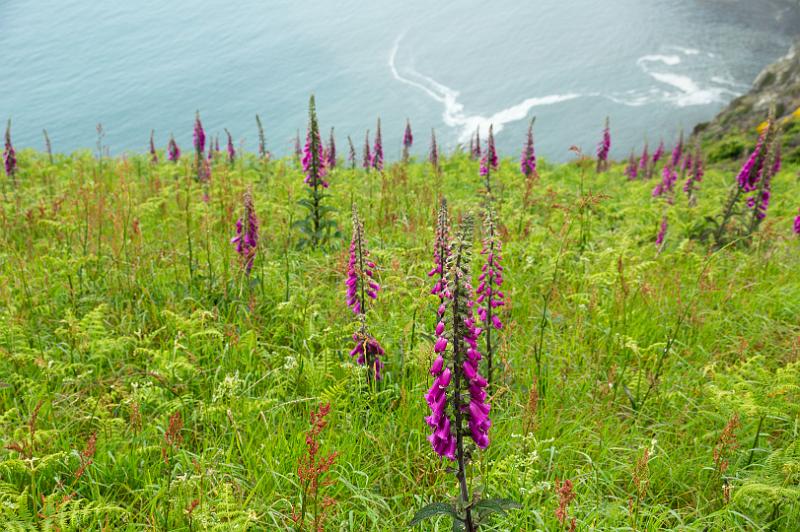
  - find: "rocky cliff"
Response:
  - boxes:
[694,39,800,142]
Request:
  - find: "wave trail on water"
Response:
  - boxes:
[389,33,579,143]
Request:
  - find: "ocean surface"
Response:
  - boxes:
[1,0,798,161]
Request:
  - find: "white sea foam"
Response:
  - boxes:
[668,46,700,56]
[389,34,579,143]
[637,54,682,66]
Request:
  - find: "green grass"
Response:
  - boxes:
[0,145,799,531]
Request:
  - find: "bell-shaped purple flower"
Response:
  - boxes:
[596,117,611,172]
[429,129,439,172]
[149,130,158,164]
[167,136,181,162]
[225,129,236,164]
[372,118,383,171]
[303,130,329,188]
[520,119,537,179]
[193,112,206,155]
[480,125,498,177]
[327,127,337,168]
[363,130,371,171]
[231,189,259,274]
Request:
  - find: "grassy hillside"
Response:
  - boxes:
[1,127,799,530]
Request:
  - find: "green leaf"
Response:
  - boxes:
[473,497,521,517]
[409,502,459,527]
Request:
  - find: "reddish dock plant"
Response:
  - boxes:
[292,403,338,531]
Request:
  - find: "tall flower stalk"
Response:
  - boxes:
[477,208,504,389]
[149,130,158,164]
[480,124,498,178]
[43,129,53,165]
[231,188,259,275]
[372,118,383,171]
[255,114,269,161]
[638,142,649,177]
[649,141,664,179]
[429,129,440,174]
[472,126,482,160]
[402,119,413,162]
[327,127,337,168]
[625,150,638,180]
[225,129,236,164]
[362,130,371,172]
[294,130,302,163]
[193,112,206,180]
[422,215,491,531]
[428,198,451,318]
[521,118,538,208]
[746,130,782,235]
[656,215,668,251]
[596,117,611,173]
[683,141,703,206]
[713,109,777,247]
[168,135,180,163]
[346,206,384,381]
[347,135,356,169]
[4,120,17,186]
[670,130,684,168]
[296,95,335,249]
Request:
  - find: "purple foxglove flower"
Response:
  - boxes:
[772,142,781,176]
[3,120,16,179]
[520,118,537,179]
[294,130,302,160]
[596,117,611,172]
[225,129,235,163]
[327,127,336,168]
[193,112,206,155]
[372,118,384,171]
[428,199,451,310]
[426,215,491,461]
[215,136,220,154]
[638,143,649,174]
[653,164,677,200]
[652,141,664,165]
[476,209,505,387]
[350,332,385,381]
[656,216,667,247]
[624,151,638,180]
[347,135,356,169]
[346,206,380,315]
[794,208,800,235]
[403,119,413,148]
[429,129,439,172]
[670,131,684,168]
[736,134,765,192]
[480,124,498,177]
[402,119,413,162]
[167,136,180,162]
[363,130,371,171]
[231,189,259,274]
[683,142,703,204]
[256,114,268,160]
[303,130,329,188]
[149,130,158,164]
[347,206,384,380]
[472,126,481,160]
